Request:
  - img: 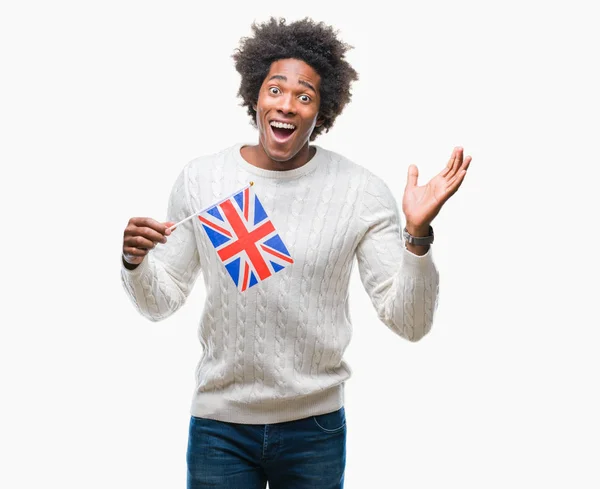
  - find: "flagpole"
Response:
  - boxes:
[167,181,254,232]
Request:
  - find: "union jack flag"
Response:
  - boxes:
[198,184,294,292]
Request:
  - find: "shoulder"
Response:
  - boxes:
[316,145,390,194]
[317,145,367,175]
[184,143,242,174]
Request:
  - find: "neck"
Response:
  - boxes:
[241,142,316,171]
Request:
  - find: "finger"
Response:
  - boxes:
[439,166,451,178]
[445,170,467,196]
[126,226,168,244]
[446,147,463,180]
[124,235,158,250]
[438,147,459,178]
[125,218,170,243]
[123,246,150,257]
[129,217,169,235]
[164,221,176,236]
[444,155,471,182]
[406,165,419,189]
[459,155,472,173]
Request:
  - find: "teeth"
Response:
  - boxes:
[270,121,296,130]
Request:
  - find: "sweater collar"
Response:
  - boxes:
[233,143,323,180]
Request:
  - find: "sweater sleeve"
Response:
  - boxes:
[120,164,202,322]
[355,173,439,341]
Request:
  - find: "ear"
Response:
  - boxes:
[252,102,257,111]
[315,115,325,127]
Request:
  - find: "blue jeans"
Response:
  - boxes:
[186,407,346,489]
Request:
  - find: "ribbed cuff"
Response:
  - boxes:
[121,254,150,277]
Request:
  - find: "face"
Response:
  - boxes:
[253,58,323,164]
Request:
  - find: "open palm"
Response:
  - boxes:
[402,147,472,230]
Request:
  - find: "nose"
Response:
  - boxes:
[277,93,296,115]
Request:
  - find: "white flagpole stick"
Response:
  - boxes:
[167,181,254,232]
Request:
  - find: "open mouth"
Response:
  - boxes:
[270,121,296,142]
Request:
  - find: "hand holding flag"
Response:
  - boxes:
[122,218,175,269]
[123,182,293,289]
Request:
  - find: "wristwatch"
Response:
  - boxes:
[402,225,434,246]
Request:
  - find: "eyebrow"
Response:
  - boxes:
[267,75,317,94]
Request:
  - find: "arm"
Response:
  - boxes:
[356,174,439,342]
[356,146,472,340]
[121,164,202,322]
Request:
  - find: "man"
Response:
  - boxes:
[121,17,471,489]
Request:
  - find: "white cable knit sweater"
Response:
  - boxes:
[121,143,439,424]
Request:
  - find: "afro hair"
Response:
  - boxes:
[232,17,359,141]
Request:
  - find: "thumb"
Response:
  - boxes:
[163,221,176,236]
[406,164,419,189]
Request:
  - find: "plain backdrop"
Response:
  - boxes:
[1,0,599,487]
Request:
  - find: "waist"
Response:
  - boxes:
[190,379,347,424]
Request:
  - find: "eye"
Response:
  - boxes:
[269,87,281,95]
[299,94,311,103]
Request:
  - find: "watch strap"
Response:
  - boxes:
[403,225,434,246]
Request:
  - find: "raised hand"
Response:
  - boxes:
[402,147,472,233]
[122,217,175,269]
